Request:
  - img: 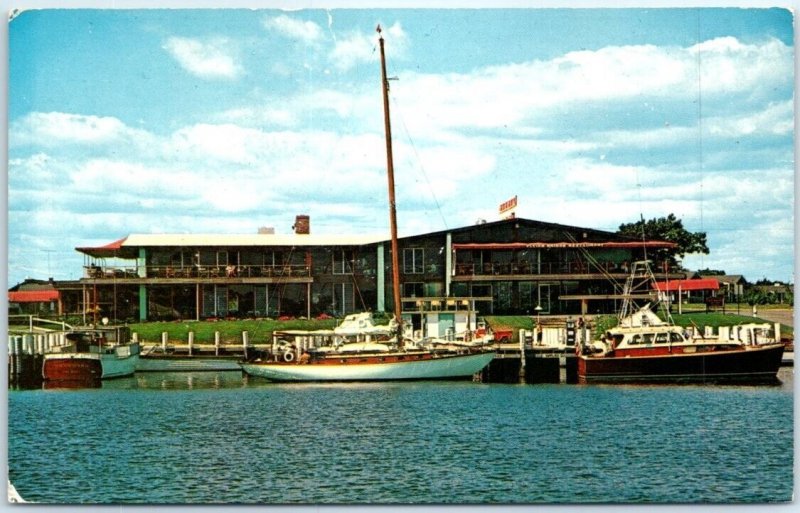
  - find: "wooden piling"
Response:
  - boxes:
[518,331,526,384]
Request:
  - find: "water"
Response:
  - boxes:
[8,369,794,504]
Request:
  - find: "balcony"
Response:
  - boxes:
[453,261,645,280]
[83,264,312,281]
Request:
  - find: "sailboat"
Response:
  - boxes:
[240,26,495,382]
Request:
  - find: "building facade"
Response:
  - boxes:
[56,216,679,323]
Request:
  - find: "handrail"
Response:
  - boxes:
[453,261,660,277]
[7,315,73,332]
[82,264,313,279]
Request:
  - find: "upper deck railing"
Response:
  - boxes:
[453,260,635,276]
[83,264,312,280]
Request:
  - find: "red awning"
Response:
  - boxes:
[451,241,677,250]
[653,279,720,292]
[9,290,60,303]
[76,237,129,258]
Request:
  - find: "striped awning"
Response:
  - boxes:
[451,241,677,250]
[9,290,59,303]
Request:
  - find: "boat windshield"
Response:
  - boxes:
[627,331,683,345]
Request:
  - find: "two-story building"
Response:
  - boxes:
[56,215,679,323]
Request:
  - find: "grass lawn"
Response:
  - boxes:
[124,309,792,344]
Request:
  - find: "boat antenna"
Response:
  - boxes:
[378,25,404,343]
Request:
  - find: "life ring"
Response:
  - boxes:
[283,351,295,363]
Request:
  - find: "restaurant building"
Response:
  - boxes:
[56,215,679,323]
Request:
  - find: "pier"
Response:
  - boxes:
[7,316,75,387]
[8,314,790,387]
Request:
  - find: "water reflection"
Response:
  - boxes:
[41,377,101,390]
[13,365,794,392]
[125,371,247,390]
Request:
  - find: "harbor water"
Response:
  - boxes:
[8,368,794,504]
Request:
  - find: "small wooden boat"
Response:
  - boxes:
[42,326,139,384]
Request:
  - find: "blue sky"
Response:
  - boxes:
[7,7,795,285]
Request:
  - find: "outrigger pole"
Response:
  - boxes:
[377,25,404,341]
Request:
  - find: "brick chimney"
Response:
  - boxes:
[293,215,310,235]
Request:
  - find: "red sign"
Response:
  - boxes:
[500,192,517,219]
[499,195,518,214]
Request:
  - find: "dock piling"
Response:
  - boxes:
[518,330,526,383]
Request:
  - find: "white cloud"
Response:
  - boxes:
[163,36,242,80]
[7,33,793,284]
[169,123,260,164]
[10,112,149,147]
[262,14,323,43]
[706,100,794,137]
[388,36,792,140]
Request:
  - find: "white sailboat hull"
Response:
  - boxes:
[241,351,495,382]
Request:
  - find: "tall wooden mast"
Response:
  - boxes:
[377,25,403,338]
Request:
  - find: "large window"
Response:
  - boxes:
[403,248,424,274]
[332,283,355,316]
[403,282,425,298]
[332,249,353,275]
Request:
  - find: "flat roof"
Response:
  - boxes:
[122,233,386,247]
[77,233,387,257]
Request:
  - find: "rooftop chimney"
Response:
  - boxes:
[293,215,310,235]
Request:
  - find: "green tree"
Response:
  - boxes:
[617,213,709,269]
[696,268,726,276]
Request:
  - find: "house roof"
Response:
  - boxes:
[653,279,720,292]
[74,217,676,258]
[9,279,57,292]
[9,290,60,303]
[699,274,746,285]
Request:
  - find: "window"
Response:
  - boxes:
[403,248,424,274]
[332,250,353,275]
[403,282,424,298]
[332,283,355,316]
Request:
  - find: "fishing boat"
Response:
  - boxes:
[241,27,495,382]
[42,326,140,384]
[576,261,785,384]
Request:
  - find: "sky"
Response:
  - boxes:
[6,6,795,286]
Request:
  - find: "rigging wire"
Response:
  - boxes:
[388,94,450,231]
[695,13,705,270]
[347,249,369,312]
[563,232,623,293]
